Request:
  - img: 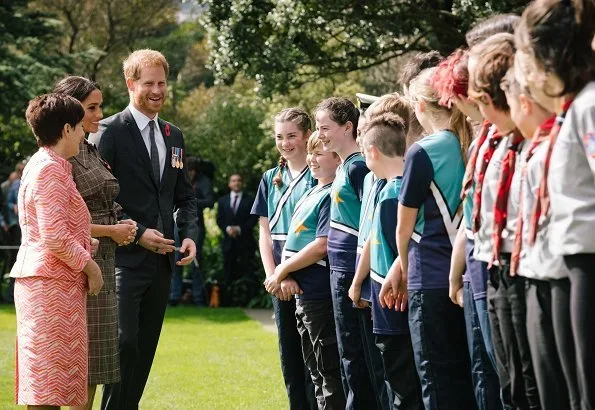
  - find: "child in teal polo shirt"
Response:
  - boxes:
[352,112,422,409]
[264,131,345,409]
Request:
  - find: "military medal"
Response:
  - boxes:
[171,147,178,168]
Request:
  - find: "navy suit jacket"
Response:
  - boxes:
[89,107,198,270]
[216,192,257,253]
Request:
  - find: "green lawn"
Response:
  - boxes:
[0,306,287,409]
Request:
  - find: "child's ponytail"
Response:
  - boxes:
[272,156,287,188]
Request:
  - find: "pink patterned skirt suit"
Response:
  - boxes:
[10,147,92,406]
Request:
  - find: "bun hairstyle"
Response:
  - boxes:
[515,0,595,97]
[409,67,473,163]
[53,76,100,103]
[465,14,520,47]
[314,97,360,139]
[431,49,470,108]
[273,107,312,187]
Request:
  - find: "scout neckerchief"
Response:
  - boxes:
[489,128,525,268]
[510,116,555,275]
[528,99,574,246]
[471,128,505,233]
[461,120,491,200]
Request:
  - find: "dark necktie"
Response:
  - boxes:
[232,194,239,214]
[148,120,160,186]
[148,120,163,232]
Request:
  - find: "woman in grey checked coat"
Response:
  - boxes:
[54,76,137,410]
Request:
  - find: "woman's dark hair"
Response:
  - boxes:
[399,51,444,89]
[466,14,520,47]
[315,97,360,139]
[53,75,100,103]
[25,93,85,147]
[515,0,594,97]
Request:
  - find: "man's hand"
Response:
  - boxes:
[449,275,464,308]
[177,238,196,266]
[138,229,175,254]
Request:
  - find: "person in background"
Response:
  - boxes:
[170,156,215,307]
[217,173,257,306]
[4,161,25,303]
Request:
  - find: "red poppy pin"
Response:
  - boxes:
[164,123,171,137]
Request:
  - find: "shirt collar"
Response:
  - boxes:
[41,146,73,174]
[128,104,159,132]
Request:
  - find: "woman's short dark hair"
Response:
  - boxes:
[53,75,100,103]
[466,14,520,47]
[515,0,594,97]
[25,93,85,147]
[315,97,360,139]
[399,51,444,88]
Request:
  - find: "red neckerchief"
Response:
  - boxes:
[510,116,555,275]
[471,127,505,233]
[489,128,525,268]
[461,120,491,200]
[528,99,574,246]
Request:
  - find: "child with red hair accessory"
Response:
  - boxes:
[431,48,470,108]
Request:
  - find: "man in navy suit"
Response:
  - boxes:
[89,49,198,410]
[216,174,257,305]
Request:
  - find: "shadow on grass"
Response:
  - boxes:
[164,306,252,324]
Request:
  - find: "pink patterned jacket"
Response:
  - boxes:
[10,147,92,282]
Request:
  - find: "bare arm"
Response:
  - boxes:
[349,239,371,307]
[396,204,417,278]
[449,222,467,307]
[258,217,276,277]
[273,237,327,283]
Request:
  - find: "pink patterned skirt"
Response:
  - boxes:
[14,277,88,406]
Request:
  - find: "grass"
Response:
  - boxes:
[0,305,287,409]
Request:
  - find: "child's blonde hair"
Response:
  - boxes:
[307,130,340,159]
[408,67,473,162]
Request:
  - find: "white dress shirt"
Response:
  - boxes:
[128,104,166,179]
[230,191,243,213]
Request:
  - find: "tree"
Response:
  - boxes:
[0,0,70,166]
[200,0,527,96]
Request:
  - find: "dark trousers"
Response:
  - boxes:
[170,227,205,305]
[526,278,579,410]
[563,254,595,410]
[487,259,540,410]
[358,308,392,410]
[295,298,345,410]
[375,334,423,410]
[330,270,377,409]
[464,282,502,410]
[408,288,475,410]
[272,296,317,410]
[102,254,171,410]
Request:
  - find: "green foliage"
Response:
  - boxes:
[200,0,528,96]
[0,305,286,409]
[177,78,277,195]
